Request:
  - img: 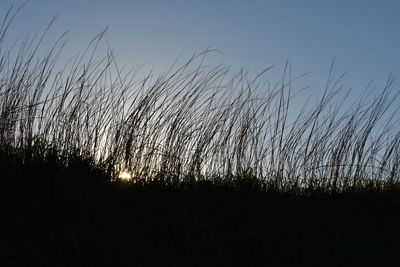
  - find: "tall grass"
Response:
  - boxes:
[1,5,399,190]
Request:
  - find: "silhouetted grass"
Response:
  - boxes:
[1,4,400,266]
[2,157,399,266]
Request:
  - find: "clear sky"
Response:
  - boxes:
[1,0,400,103]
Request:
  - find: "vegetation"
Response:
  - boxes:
[1,5,400,266]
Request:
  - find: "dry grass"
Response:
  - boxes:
[2,5,400,266]
[0,5,399,192]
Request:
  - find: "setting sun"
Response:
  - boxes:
[118,170,132,181]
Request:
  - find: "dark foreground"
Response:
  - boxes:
[1,163,399,266]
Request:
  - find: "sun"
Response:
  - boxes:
[118,170,132,181]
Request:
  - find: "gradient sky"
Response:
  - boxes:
[1,0,400,104]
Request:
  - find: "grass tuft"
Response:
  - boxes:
[1,4,400,266]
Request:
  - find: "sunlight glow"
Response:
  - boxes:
[118,170,132,181]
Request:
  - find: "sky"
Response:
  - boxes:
[1,0,400,105]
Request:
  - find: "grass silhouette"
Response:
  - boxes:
[1,5,400,266]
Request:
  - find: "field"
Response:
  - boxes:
[1,6,400,266]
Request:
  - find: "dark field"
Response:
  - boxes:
[1,152,400,266]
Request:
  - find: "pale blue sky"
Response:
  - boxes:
[1,0,400,103]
